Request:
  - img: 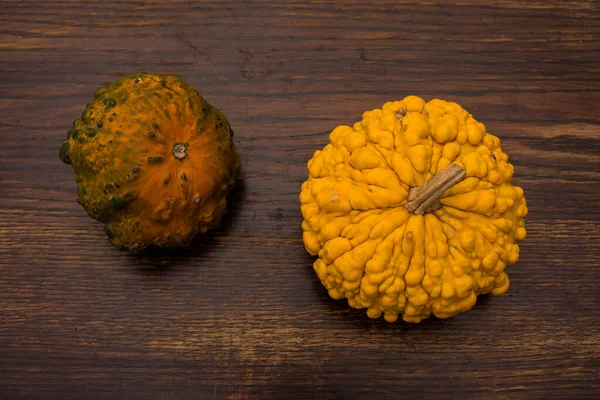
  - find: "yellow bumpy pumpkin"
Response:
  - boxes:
[299,96,527,323]
[60,73,239,251]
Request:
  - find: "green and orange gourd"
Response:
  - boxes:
[59,73,239,251]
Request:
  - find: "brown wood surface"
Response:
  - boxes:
[1,0,599,399]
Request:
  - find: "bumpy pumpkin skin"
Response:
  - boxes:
[300,96,527,323]
[60,73,239,251]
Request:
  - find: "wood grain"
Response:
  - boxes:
[1,0,599,398]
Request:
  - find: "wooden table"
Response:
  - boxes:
[1,1,599,398]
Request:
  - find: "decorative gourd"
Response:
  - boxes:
[299,96,527,323]
[59,73,239,251]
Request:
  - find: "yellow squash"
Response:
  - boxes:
[300,96,527,323]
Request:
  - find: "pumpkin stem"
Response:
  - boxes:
[172,143,188,160]
[406,163,466,214]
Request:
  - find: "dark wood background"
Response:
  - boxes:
[1,0,599,399]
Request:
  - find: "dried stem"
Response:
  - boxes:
[172,143,188,161]
[406,163,466,214]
